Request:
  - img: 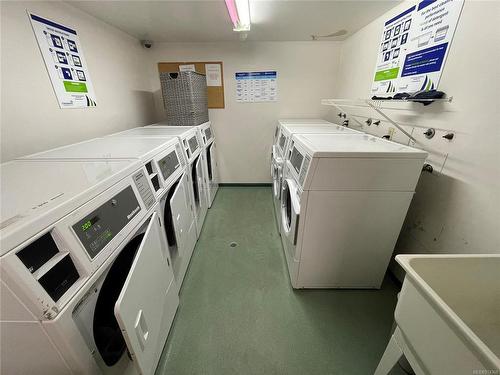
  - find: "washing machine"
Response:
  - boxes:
[194,122,219,207]
[147,123,219,208]
[18,136,197,291]
[280,133,427,289]
[271,120,361,234]
[1,159,178,374]
[109,127,208,237]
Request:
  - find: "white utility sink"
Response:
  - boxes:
[375,254,500,375]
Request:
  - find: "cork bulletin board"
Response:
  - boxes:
[157,61,225,109]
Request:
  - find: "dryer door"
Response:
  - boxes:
[207,141,218,185]
[169,172,192,257]
[195,155,207,205]
[272,161,282,200]
[114,212,177,375]
[281,179,300,246]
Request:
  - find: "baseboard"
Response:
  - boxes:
[219,183,272,187]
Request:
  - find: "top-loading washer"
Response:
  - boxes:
[108,127,209,237]
[280,133,427,289]
[271,120,362,233]
[18,136,197,291]
[1,159,178,374]
[147,122,219,208]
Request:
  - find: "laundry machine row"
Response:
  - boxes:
[18,135,200,288]
[1,159,178,374]
[144,121,219,208]
[109,122,219,235]
[271,119,362,234]
[279,133,428,289]
[1,123,219,374]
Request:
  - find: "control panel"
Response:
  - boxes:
[72,186,140,259]
[204,127,212,142]
[158,150,180,181]
[188,135,199,154]
[290,146,304,174]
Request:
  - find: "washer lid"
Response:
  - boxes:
[0,159,140,255]
[19,137,178,162]
[293,133,428,159]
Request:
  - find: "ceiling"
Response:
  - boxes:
[68,0,401,42]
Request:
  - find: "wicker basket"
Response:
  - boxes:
[159,71,209,126]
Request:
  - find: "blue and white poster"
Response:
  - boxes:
[29,12,97,108]
[371,0,464,95]
[235,71,277,102]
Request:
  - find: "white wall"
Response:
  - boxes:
[0,1,155,161]
[146,42,342,183]
[334,0,500,279]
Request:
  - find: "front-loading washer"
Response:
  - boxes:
[196,122,219,207]
[1,159,178,374]
[146,123,219,208]
[108,127,209,238]
[271,120,362,234]
[280,133,427,289]
[18,136,197,291]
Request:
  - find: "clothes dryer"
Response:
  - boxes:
[108,127,208,237]
[194,122,218,207]
[19,136,196,290]
[271,120,361,234]
[1,159,178,374]
[280,134,427,289]
[147,123,219,208]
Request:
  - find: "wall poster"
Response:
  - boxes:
[235,71,277,102]
[29,12,97,108]
[371,0,464,95]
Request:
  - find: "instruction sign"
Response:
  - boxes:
[29,12,97,108]
[371,0,463,95]
[235,71,277,102]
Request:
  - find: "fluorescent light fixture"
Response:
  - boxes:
[225,0,251,32]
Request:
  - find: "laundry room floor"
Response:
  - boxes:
[156,186,406,375]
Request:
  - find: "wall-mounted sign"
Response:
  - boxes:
[29,12,97,108]
[371,0,464,95]
[235,71,277,102]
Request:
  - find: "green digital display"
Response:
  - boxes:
[81,216,99,232]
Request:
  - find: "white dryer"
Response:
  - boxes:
[271,120,361,234]
[18,136,197,291]
[1,159,178,374]
[148,123,219,208]
[108,127,208,237]
[280,133,427,289]
[194,122,219,207]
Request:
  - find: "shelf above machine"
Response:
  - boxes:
[321,97,453,143]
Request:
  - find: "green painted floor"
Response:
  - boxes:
[156,187,404,375]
